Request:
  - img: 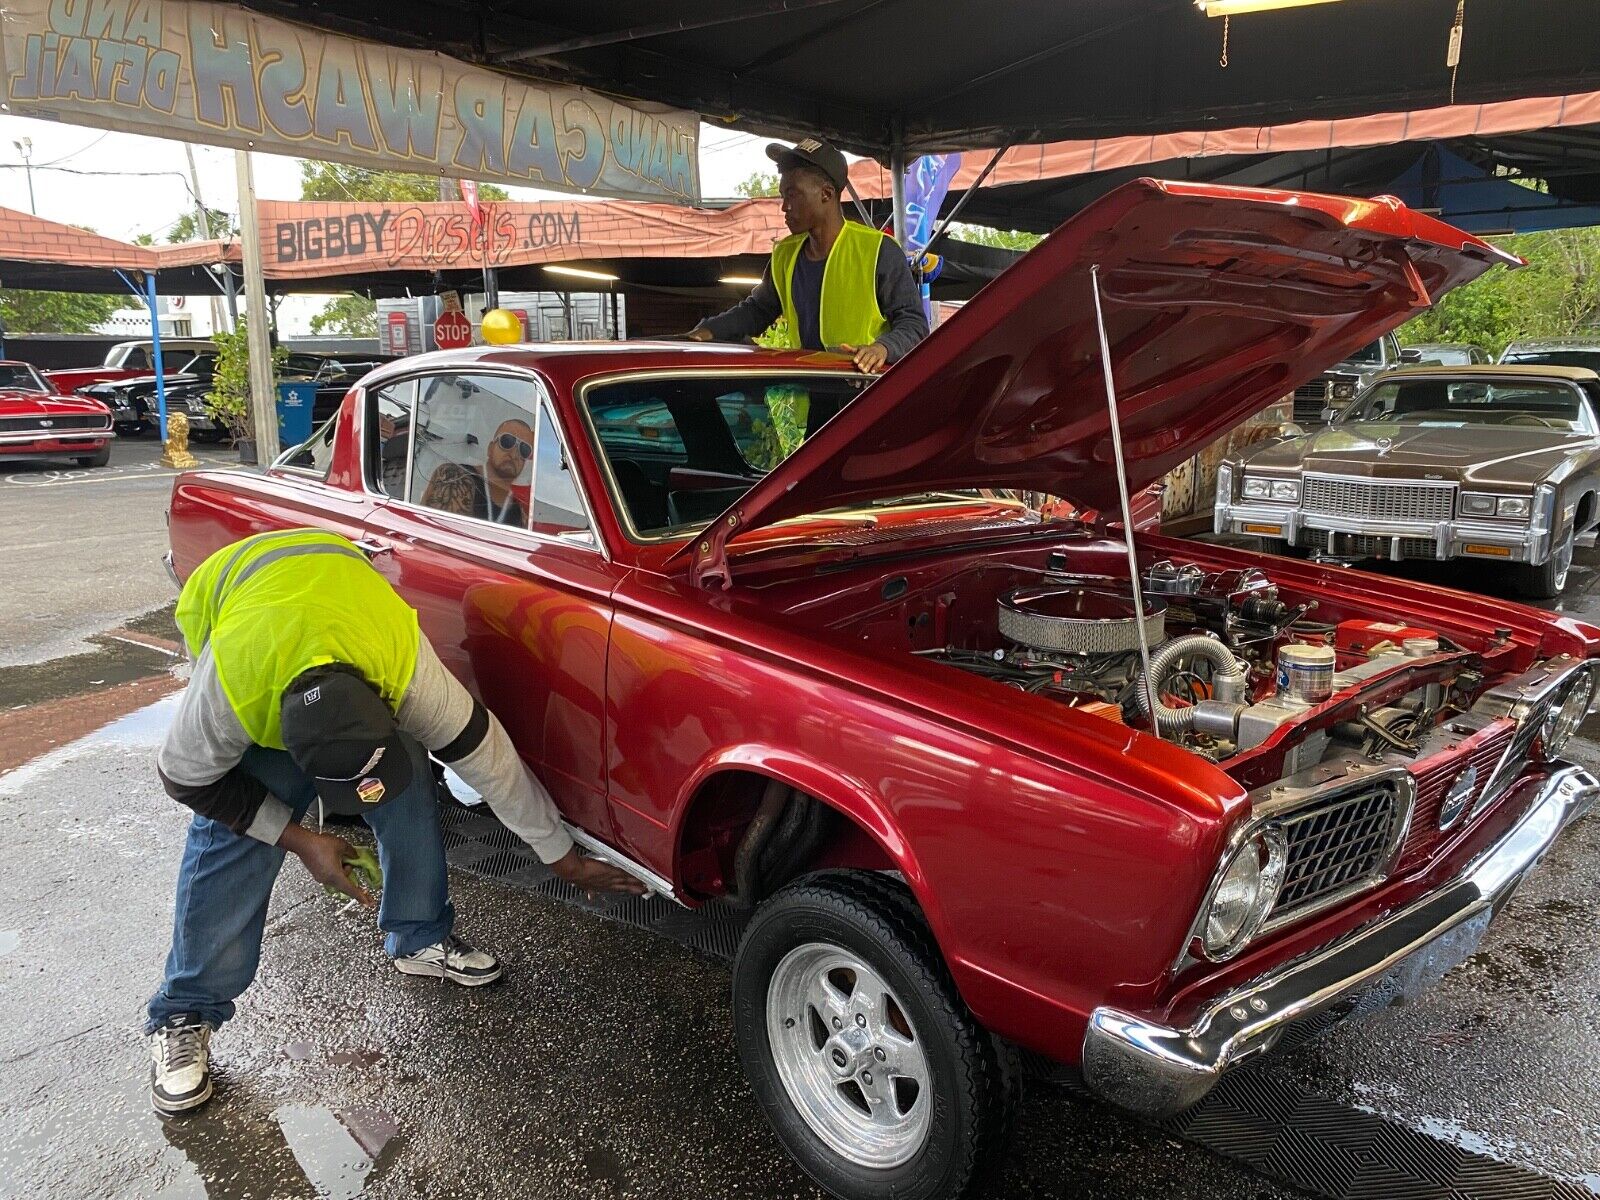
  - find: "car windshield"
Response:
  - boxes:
[1343,339,1388,365]
[1501,349,1600,371]
[1340,377,1590,431]
[583,373,871,536]
[0,363,48,392]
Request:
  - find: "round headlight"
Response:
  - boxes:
[1542,670,1596,756]
[1202,827,1288,960]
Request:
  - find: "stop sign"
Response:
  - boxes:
[433,309,473,349]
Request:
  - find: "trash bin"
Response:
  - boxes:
[276,382,316,448]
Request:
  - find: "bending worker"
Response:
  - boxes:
[687,138,928,374]
[146,528,643,1116]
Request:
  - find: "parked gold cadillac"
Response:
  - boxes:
[1216,365,1600,598]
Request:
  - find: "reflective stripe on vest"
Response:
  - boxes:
[769,221,890,350]
[176,529,420,749]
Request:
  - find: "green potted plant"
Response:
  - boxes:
[205,319,284,464]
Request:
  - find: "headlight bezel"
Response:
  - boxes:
[1460,491,1534,521]
[1198,825,1289,962]
[1541,667,1597,756]
[1241,476,1299,503]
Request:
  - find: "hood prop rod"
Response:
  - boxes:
[1090,264,1165,740]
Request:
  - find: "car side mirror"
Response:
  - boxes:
[1398,347,1424,363]
[1321,406,1339,424]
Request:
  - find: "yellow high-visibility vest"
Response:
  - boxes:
[770,221,891,349]
[176,528,420,748]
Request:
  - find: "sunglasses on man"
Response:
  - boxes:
[496,433,533,459]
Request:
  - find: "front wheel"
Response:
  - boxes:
[1514,529,1574,599]
[733,873,1013,1200]
[75,445,111,468]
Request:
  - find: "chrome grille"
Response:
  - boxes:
[1302,475,1455,523]
[1400,721,1515,870]
[1300,529,1440,560]
[1271,782,1403,920]
[0,414,107,434]
[1475,704,1546,815]
[1293,382,1330,424]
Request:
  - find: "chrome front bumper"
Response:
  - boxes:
[1081,765,1599,1119]
[1214,500,1549,564]
[0,428,114,446]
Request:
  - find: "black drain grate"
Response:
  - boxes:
[441,803,1589,1200]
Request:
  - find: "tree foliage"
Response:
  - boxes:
[735,171,780,199]
[167,207,239,243]
[205,317,286,440]
[310,293,378,337]
[298,161,509,204]
[1400,228,1600,357]
[0,289,121,333]
[947,224,1042,252]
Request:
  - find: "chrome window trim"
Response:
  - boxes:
[573,366,869,546]
[271,412,341,481]
[363,364,607,560]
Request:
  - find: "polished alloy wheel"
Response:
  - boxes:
[765,942,932,1168]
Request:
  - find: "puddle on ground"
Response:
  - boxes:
[0,930,16,957]
[274,1104,398,1200]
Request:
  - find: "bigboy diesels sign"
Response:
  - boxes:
[1,0,701,203]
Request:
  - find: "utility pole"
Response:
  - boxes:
[183,142,228,334]
[234,149,279,463]
[12,138,34,213]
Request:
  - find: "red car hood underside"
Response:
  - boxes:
[684,179,1512,579]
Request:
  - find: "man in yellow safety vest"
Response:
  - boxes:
[144,528,643,1115]
[687,138,928,374]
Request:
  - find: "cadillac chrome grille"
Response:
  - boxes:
[1271,782,1403,920]
[1302,475,1455,523]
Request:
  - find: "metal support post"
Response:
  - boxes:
[145,273,168,440]
[890,144,908,247]
[235,149,279,462]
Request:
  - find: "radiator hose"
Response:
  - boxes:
[1134,636,1249,737]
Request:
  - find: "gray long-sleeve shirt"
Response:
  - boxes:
[157,638,574,864]
[695,227,929,363]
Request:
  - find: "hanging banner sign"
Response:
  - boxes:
[0,0,701,203]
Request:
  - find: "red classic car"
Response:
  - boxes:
[165,181,1598,1200]
[0,360,113,467]
[43,337,216,398]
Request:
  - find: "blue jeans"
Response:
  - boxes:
[145,734,454,1031]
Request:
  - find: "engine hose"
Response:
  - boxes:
[732,779,792,908]
[1135,636,1249,737]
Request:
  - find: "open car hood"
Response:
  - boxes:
[681,179,1513,585]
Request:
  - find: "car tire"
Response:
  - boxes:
[1515,529,1575,600]
[75,445,111,468]
[733,871,1013,1200]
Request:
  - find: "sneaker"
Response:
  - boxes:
[150,1015,213,1115]
[393,934,502,987]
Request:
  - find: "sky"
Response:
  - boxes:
[0,113,775,335]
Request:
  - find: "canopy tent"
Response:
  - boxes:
[0,205,228,294]
[241,1,1600,157]
[842,90,1600,235]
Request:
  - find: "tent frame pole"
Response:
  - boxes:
[116,268,167,441]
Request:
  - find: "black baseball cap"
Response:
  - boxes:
[280,666,412,812]
[766,138,849,192]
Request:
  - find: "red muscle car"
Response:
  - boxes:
[0,359,113,467]
[164,181,1598,1200]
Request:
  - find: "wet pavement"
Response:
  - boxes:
[4,528,1600,1198]
[0,437,236,668]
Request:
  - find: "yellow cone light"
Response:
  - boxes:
[480,308,523,345]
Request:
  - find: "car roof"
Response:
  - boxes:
[1501,338,1600,351]
[357,341,858,390]
[1374,363,1600,381]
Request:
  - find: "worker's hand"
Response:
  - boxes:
[839,342,890,374]
[684,327,714,342]
[280,825,376,908]
[549,847,649,899]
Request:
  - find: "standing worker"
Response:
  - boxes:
[686,138,928,374]
[146,528,643,1115]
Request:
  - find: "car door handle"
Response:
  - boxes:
[354,537,393,558]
